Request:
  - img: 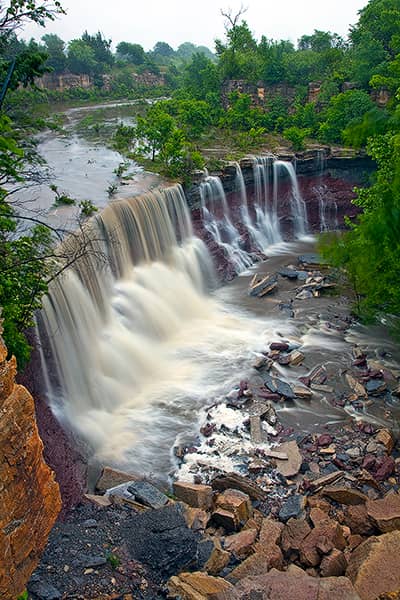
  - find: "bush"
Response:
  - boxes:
[283,126,311,151]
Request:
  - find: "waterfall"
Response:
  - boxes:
[273,160,309,238]
[37,185,215,446]
[253,156,282,247]
[199,175,254,272]
[317,184,339,232]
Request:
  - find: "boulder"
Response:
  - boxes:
[203,541,231,576]
[346,531,400,600]
[127,481,169,510]
[343,505,374,536]
[281,518,311,554]
[322,486,368,506]
[83,493,112,507]
[184,507,209,532]
[211,473,267,502]
[224,529,257,559]
[173,482,213,510]
[229,520,283,581]
[375,429,395,454]
[123,503,200,576]
[168,571,234,600]
[217,489,252,520]
[320,549,347,577]
[95,466,139,492]
[279,494,306,522]
[345,374,367,398]
[233,565,360,599]
[275,441,302,478]
[366,493,400,533]
[299,521,346,567]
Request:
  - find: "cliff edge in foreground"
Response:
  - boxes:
[0,330,61,599]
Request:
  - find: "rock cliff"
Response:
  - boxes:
[0,330,61,600]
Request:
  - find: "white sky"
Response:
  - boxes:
[21,0,367,51]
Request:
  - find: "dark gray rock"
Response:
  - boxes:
[28,577,62,600]
[298,253,327,267]
[83,519,98,528]
[279,268,299,279]
[127,481,169,509]
[264,374,296,399]
[196,538,215,568]
[366,379,387,395]
[123,503,200,578]
[278,495,306,523]
[76,555,107,568]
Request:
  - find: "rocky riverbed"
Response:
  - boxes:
[27,249,400,599]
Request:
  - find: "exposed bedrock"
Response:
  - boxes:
[0,328,61,599]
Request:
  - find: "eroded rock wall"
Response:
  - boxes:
[0,332,61,600]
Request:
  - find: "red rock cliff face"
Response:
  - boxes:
[0,333,61,600]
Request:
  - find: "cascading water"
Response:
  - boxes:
[199,175,253,272]
[37,183,295,473]
[252,156,282,247]
[273,160,309,238]
[317,185,339,232]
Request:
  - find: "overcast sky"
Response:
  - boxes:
[21,0,367,51]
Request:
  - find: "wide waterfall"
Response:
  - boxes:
[37,182,296,472]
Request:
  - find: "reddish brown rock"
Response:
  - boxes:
[259,518,283,546]
[224,529,257,559]
[204,541,231,576]
[173,481,213,510]
[233,565,361,599]
[376,429,395,454]
[0,334,61,599]
[366,493,400,533]
[375,456,395,481]
[320,549,347,577]
[322,486,368,506]
[309,507,334,527]
[299,521,346,567]
[343,505,374,536]
[214,489,253,531]
[228,520,283,582]
[281,518,311,554]
[346,531,400,600]
[184,507,209,531]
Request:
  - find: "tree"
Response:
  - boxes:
[42,33,66,72]
[81,30,114,68]
[67,38,96,74]
[350,0,400,58]
[318,90,375,143]
[135,104,176,161]
[182,52,221,101]
[216,12,259,81]
[298,30,345,52]
[116,41,145,65]
[0,0,65,33]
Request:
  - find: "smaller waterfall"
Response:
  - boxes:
[317,185,339,232]
[253,156,282,246]
[274,160,309,238]
[199,175,253,273]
